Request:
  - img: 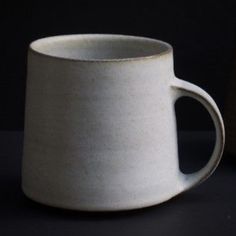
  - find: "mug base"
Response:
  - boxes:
[22,185,179,212]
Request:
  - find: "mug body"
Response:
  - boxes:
[22,35,180,211]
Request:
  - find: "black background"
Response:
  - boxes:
[1,1,236,130]
[1,2,236,235]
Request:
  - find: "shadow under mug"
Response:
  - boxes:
[22,34,225,211]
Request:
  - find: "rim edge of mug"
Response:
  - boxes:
[28,34,173,63]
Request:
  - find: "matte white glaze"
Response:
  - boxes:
[22,34,225,211]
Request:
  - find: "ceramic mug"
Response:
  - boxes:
[22,34,225,211]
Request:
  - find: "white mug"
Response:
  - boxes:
[22,34,225,211]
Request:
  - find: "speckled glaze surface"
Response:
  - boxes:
[22,34,225,211]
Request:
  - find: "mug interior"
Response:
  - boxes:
[30,34,172,61]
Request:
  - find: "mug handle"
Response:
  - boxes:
[171,78,225,192]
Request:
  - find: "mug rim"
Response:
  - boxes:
[29,34,173,62]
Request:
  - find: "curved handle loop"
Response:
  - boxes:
[172,78,225,192]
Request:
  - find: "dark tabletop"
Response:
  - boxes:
[0,131,235,236]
